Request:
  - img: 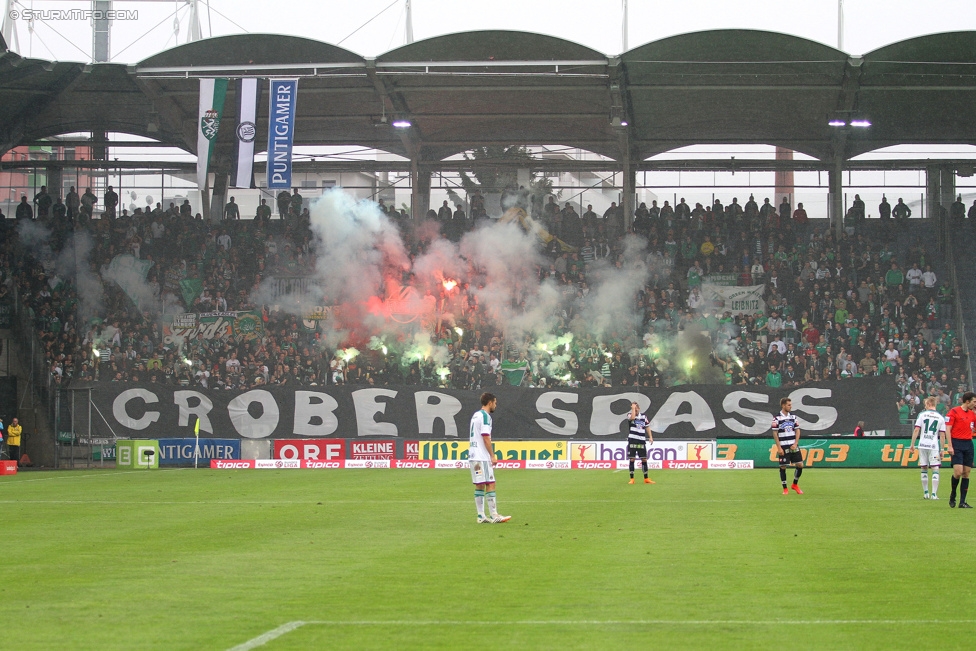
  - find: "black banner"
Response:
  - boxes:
[85,377,899,441]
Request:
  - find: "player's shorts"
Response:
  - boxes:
[778,448,803,465]
[469,459,495,485]
[950,438,975,468]
[627,439,648,459]
[917,448,942,467]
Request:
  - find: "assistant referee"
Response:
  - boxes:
[946,392,976,508]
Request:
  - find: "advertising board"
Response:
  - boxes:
[273,439,345,461]
[716,439,933,468]
[416,440,567,461]
[156,438,241,465]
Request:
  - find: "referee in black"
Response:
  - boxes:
[773,397,804,494]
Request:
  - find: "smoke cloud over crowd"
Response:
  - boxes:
[249,189,715,385]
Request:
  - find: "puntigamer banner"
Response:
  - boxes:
[88,377,897,441]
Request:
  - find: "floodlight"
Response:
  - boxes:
[828,119,847,127]
[850,119,871,128]
[392,120,412,128]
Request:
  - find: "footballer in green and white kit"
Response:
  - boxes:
[468,405,495,485]
[468,393,510,524]
[910,396,948,499]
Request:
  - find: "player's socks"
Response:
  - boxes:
[961,478,970,505]
[474,489,486,519]
[951,476,959,501]
[486,491,498,517]
[931,470,940,497]
[921,470,929,496]
[641,459,648,479]
[629,459,635,479]
[779,467,788,489]
[793,467,803,484]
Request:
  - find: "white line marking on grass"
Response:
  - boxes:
[0,470,158,485]
[299,619,976,626]
[227,621,306,651]
[226,617,976,646]
[0,496,922,506]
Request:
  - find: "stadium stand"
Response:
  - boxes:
[3,190,967,429]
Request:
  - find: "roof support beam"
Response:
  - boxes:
[609,56,639,221]
[5,157,976,175]
[129,75,197,152]
[365,59,423,161]
[827,56,865,161]
[0,62,84,156]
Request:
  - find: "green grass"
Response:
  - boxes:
[2,467,974,650]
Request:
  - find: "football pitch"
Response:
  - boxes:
[2,468,974,650]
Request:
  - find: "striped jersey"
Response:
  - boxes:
[913,409,946,451]
[628,413,651,442]
[772,411,799,448]
[468,409,493,461]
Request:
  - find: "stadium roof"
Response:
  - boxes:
[1,29,975,165]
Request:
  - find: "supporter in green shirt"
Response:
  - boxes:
[897,399,910,424]
[766,367,782,387]
[885,263,904,287]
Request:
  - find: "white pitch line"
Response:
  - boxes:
[0,469,179,485]
[230,616,976,649]
[297,619,976,625]
[0,496,916,506]
[227,621,307,651]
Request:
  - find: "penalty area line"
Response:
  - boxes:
[227,621,307,651]
[298,619,976,625]
[229,617,976,647]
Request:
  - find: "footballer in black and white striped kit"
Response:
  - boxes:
[627,402,655,484]
[772,397,804,494]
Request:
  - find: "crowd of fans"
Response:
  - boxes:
[2,185,970,424]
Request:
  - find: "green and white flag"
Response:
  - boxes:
[500,360,529,386]
[196,78,229,193]
[102,254,155,311]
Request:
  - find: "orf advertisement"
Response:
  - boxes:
[273,439,345,461]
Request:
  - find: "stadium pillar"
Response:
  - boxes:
[209,172,228,224]
[828,157,844,239]
[199,175,210,221]
[45,167,63,205]
[622,156,636,232]
[926,165,954,222]
[411,160,430,220]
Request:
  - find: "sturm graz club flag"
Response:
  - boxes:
[196,77,228,192]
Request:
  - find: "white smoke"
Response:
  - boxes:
[17,222,107,325]
[56,231,105,324]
